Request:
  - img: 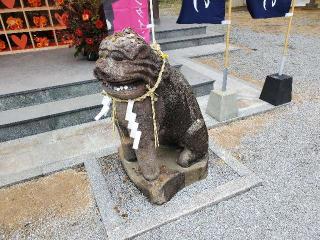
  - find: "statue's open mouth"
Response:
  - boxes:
[101,79,147,99]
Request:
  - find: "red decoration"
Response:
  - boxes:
[34,37,49,48]
[6,16,23,30]
[11,34,28,49]
[82,9,91,21]
[54,12,68,26]
[0,0,15,9]
[95,19,104,29]
[27,0,41,7]
[33,16,48,28]
[0,39,6,51]
[60,33,74,45]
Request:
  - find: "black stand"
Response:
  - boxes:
[259,74,292,106]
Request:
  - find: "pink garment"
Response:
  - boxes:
[112,0,150,43]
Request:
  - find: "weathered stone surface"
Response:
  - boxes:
[119,145,208,204]
[94,29,208,203]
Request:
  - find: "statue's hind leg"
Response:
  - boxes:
[177,119,208,168]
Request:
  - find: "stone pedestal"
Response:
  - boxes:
[259,74,292,106]
[119,146,208,205]
[206,90,238,122]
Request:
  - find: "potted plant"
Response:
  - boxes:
[62,0,108,61]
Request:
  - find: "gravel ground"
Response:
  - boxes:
[203,27,320,100]
[135,20,320,240]
[3,208,107,240]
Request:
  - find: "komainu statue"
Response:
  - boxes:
[94,29,209,204]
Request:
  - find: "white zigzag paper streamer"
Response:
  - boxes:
[95,96,111,121]
[125,100,142,150]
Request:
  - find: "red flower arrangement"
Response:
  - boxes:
[61,0,107,60]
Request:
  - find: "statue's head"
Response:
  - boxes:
[94,28,165,100]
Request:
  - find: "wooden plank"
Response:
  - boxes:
[0,26,66,34]
[0,6,61,14]
[0,44,68,55]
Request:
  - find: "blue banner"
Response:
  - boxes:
[246,0,292,19]
[177,0,225,24]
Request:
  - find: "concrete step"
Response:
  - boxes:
[155,25,207,40]
[0,94,103,142]
[159,33,224,51]
[181,66,214,97]
[0,80,101,112]
[0,76,214,142]
[0,62,182,112]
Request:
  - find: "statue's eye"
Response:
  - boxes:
[99,52,108,59]
[110,51,126,61]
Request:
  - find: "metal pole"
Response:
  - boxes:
[222,0,233,91]
[153,0,160,24]
[149,0,156,44]
[278,0,296,75]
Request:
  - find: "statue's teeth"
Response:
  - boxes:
[120,86,124,90]
[124,86,128,90]
[116,88,120,91]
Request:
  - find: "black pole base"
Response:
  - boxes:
[259,74,292,106]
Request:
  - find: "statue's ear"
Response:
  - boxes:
[123,28,135,35]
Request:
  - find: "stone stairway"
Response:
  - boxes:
[0,19,223,142]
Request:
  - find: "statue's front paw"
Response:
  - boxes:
[140,163,160,181]
[177,148,196,168]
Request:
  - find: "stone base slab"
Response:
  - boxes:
[119,146,208,205]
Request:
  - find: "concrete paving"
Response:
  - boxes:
[0,119,119,180]
[0,48,95,96]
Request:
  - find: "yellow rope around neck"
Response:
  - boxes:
[102,43,168,148]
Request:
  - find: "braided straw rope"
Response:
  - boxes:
[102,43,168,148]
